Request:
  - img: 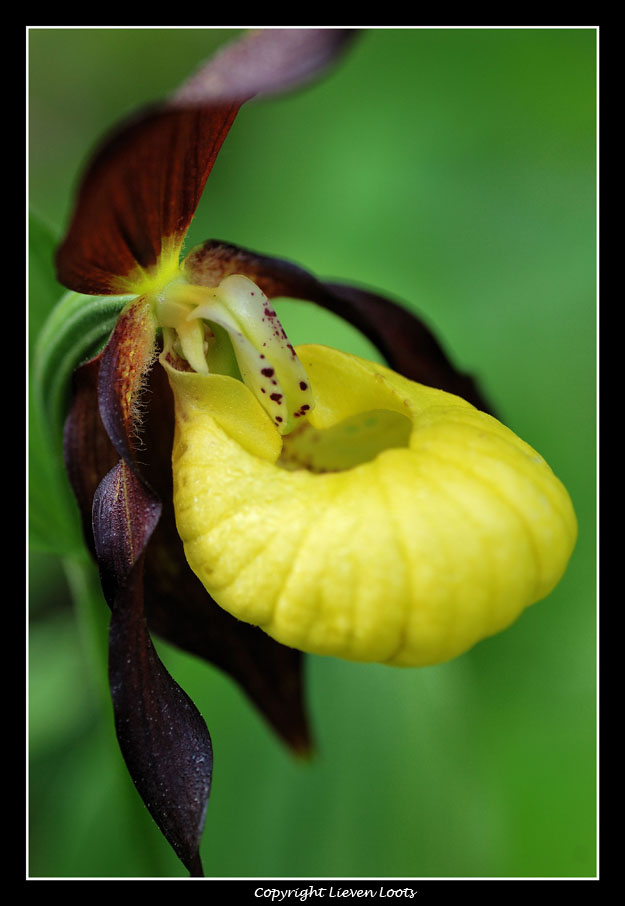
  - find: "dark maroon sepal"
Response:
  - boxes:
[109,568,212,877]
[56,103,240,296]
[94,463,211,875]
[85,298,213,875]
[183,239,494,413]
[56,29,358,297]
[63,294,312,869]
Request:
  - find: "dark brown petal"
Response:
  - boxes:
[87,298,212,875]
[108,566,210,879]
[109,563,210,878]
[183,239,494,413]
[56,29,357,297]
[174,28,358,106]
[56,104,240,295]
[94,460,210,876]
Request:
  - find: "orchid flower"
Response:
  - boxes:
[33,28,577,878]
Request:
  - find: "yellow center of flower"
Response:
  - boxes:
[154,274,313,435]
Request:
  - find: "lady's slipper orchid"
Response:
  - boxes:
[35,28,577,877]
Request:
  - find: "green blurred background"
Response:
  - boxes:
[28,28,596,879]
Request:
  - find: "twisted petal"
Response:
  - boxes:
[183,239,492,412]
[65,298,213,875]
[165,345,577,667]
[56,29,357,296]
[55,105,240,295]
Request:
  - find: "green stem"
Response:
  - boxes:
[63,553,110,705]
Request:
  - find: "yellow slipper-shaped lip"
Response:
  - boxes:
[164,344,577,667]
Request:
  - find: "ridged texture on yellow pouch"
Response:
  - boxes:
[163,345,577,667]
